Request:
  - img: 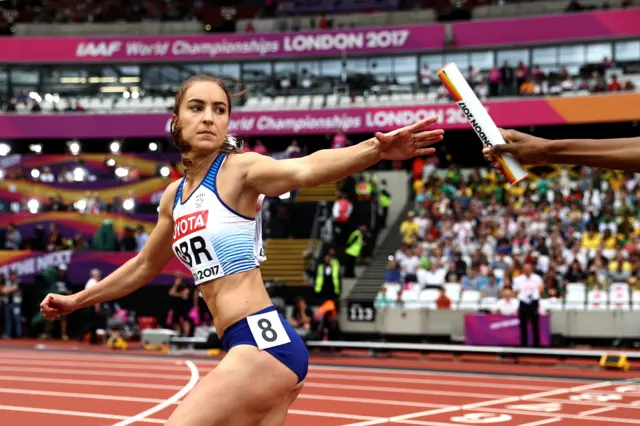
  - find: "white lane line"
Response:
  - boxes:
[518,419,561,426]
[0,375,182,390]
[0,366,189,380]
[308,373,555,391]
[0,359,194,372]
[578,406,617,416]
[343,379,618,426]
[112,360,199,426]
[0,387,168,403]
[0,404,166,424]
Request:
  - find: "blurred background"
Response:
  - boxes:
[0,0,639,353]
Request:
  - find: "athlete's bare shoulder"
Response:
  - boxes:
[158,178,182,217]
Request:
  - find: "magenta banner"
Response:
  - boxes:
[464,314,551,347]
[0,26,443,64]
[0,9,638,63]
[0,99,566,139]
[0,250,188,285]
[452,9,640,48]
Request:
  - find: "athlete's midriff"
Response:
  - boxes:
[197,268,273,339]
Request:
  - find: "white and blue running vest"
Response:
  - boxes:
[172,153,258,285]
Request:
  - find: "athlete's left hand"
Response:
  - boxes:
[374,116,444,161]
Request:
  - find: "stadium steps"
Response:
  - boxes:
[346,203,411,301]
[294,182,338,202]
[260,239,314,286]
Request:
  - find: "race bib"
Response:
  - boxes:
[247,310,291,350]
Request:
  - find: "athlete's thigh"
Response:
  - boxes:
[166,345,298,426]
[257,381,305,426]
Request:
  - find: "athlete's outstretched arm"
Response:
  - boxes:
[243,117,444,196]
[40,183,178,318]
[484,129,640,173]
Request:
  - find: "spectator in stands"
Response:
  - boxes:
[375,285,392,309]
[608,74,622,91]
[289,297,314,334]
[609,255,632,283]
[135,225,149,252]
[564,259,586,283]
[4,223,21,250]
[1,271,22,339]
[120,226,137,251]
[420,65,433,88]
[492,288,520,316]
[400,211,420,246]
[418,260,447,288]
[46,223,64,252]
[400,247,420,284]
[314,253,341,301]
[384,258,402,285]
[434,287,450,309]
[461,265,490,291]
[481,274,500,299]
[542,273,563,299]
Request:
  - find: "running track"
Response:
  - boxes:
[0,349,639,425]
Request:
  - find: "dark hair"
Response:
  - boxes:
[170,75,247,153]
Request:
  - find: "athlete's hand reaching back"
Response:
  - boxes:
[483,129,551,172]
[40,293,78,320]
[374,116,444,161]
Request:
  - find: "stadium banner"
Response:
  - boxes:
[464,314,551,346]
[11,153,181,177]
[0,250,188,285]
[0,9,638,63]
[0,212,157,240]
[0,93,639,139]
[0,177,169,203]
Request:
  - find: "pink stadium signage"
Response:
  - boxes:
[0,9,638,63]
[5,92,640,139]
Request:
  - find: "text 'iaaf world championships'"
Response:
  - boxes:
[74,29,413,59]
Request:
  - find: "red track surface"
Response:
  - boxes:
[0,344,639,425]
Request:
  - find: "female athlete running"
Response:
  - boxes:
[39,75,444,426]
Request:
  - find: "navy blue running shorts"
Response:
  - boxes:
[220,305,309,383]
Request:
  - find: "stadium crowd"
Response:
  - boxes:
[376,162,640,310]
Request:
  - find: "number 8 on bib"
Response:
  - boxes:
[247,310,291,350]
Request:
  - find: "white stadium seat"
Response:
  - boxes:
[458,290,481,310]
[418,288,441,310]
[587,289,608,311]
[609,282,631,311]
[564,282,586,310]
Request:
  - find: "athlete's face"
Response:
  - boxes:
[175,81,230,154]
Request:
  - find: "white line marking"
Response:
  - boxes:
[0,404,166,424]
[518,419,561,426]
[305,382,513,399]
[578,406,617,416]
[0,366,189,380]
[113,360,199,426]
[0,375,182,390]
[477,406,640,424]
[298,393,448,408]
[308,373,555,391]
[0,350,590,385]
[343,380,617,426]
[288,409,380,421]
[0,359,197,372]
[0,387,168,403]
